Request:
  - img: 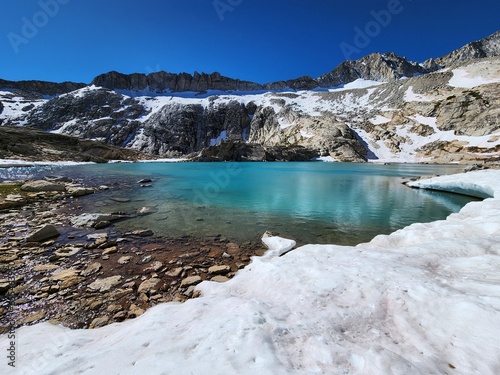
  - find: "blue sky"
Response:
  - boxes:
[1,0,499,84]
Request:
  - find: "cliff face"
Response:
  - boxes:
[91,71,264,92]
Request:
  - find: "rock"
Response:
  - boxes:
[59,276,84,289]
[208,265,231,275]
[26,225,60,242]
[137,178,152,183]
[0,281,11,293]
[165,267,183,277]
[126,229,154,237]
[139,255,154,265]
[94,221,112,230]
[138,278,162,294]
[143,261,163,272]
[66,186,95,197]
[89,317,110,329]
[88,275,122,292]
[51,269,80,282]
[211,276,230,283]
[20,311,46,325]
[110,197,130,202]
[45,175,73,183]
[117,256,132,264]
[180,275,202,287]
[21,180,66,192]
[106,304,123,313]
[81,262,102,277]
[0,254,19,263]
[33,264,60,273]
[70,213,124,228]
[102,246,118,255]
[225,243,240,255]
[54,246,81,257]
[113,311,128,321]
[128,304,145,318]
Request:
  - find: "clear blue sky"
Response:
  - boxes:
[1,0,499,84]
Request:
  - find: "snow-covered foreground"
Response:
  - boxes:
[2,170,500,374]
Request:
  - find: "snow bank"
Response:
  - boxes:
[2,170,500,374]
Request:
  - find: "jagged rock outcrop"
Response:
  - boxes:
[26,87,146,147]
[91,71,263,92]
[0,78,85,97]
[317,52,428,87]
[129,100,253,155]
[423,30,500,69]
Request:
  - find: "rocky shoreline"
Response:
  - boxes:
[0,178,265,332]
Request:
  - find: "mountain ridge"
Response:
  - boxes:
[2,30,499,95]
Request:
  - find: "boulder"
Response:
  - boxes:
[26,225,60,242]
[180,275,202,287]
[21,180,66,192]
[88,276,122,292]
[137,278,162,294]
[81,262,102,277]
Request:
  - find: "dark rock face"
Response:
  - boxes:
[317,52,428,87]
[0,79,85,97]
[91,71,263,92]
[193,141,319,162]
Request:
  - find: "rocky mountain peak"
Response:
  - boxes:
[317,52,427,87]
[423,30,500,69]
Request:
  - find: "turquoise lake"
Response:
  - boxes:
[2,162,479,245]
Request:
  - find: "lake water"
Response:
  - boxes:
[2,162,478,245]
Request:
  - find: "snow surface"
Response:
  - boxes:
[448,61,500,88]
[3,169,500,374]
[403,86,433,102]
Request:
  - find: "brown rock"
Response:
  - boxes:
[180,275,202,287]
[81,262,102,277]
[51,269,80,281]
[89,317,110,329]
[138,278,162,294]
[129,304,145,318]
[211,276,230,283]
[20,311,46,325]
[88,276,122,292]
[208,265,231,275]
